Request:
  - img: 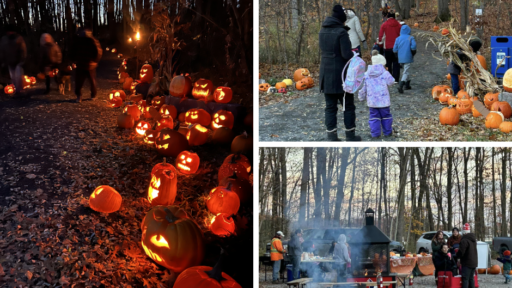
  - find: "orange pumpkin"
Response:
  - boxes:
[122,77,133,90]
[414,23,419,27]
[169,74,192,97]
[491,101,512,119]
[185,108,211,127]
[456,90,469,99]
[213,87,233,103]
[439,106,460,126]
[304,76,314,88]
[206,184,241,215]
[136,121,151,136]
[447,96,458,106]
[211,110,235,130]
[223,154,251,173]
[484,92,499,109]
[472,105,483,117]
[159,104,178,119]
[293,68,310,82]
[218,156,251,183]
[441,28,449,36]
[155,115,174,132]
[155,128,190,157]
[295,79,308,91]
[89,185,122,213]
[488,264,501,274]
[109,90,126,101]
[186,124,210,146]
[139,64,154,83]
[477,268,487,274]
[504,69,512,92]
[4,84,15,94]
[231,132,252,155]
[148,159,178,206]
[275,82,287,90]
[220,173,252,205]
[486,111,504,129]
[259,83,270,91]
[192,79,213,100]
[117,112,135,128]
[499,121,512,133]
[152,96,165,110]
[439,92,451,104]
[210,213,236,237]
[176,151,200,174]
[433,26,440,32]
[174,255,240,288]
[144,129,157,145]
[456,95,473,115]
[432,85,446,101]
[124,104,142,121]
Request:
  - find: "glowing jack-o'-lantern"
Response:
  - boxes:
[117,112,135,128]
[152,96,165,109]
[259,83,270,91]
[148,159,178,206]
[218,155,250,183]
[155,115,174,132]
[106,47,110,51]
[143,106,153,119]
[4,84,15,94]
[186,124,210,146]
[122,77,133,90]
[109,96,123,108]
[159,104,178,119]
[155,128,190,157]
[176,151,200,174]
[185,108,211,127]
[169,74,192,97]
[174,253,241,288]
[144,129,157,144]
[23,76,32,88]
[210,213,236,237]
[124,104,142,121]
[118,53,123,58]
[293,68,310,82]
[206,184,240,215]
[213,87,233,103]
[140,64,154,83]
[111,48,117,53]
[89,185,122,213]
[192,79,213,100]
[130,80,140,92]
[141,205,204,272]
[136,121,150,136]
[118,72,129,84]
[29,77,36,85]
[72,63,76,69]
[211,110,234,130]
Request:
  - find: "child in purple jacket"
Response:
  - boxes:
[358,64,395,138]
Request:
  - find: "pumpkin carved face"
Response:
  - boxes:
[206,184,241,215]
[89,185,122,213]
[176,151,200,174]
[293,68,310,82]
[110,90,126,101]
[4,84,15,94]
[295,79,308,90]
[23,76,32,88]
[185,109,211,127]
[143,106,153,119]
[484,92,499,109]
[213,87,233,103]
[210,213,236,237]
[169,74,192,97]
[130,80,140,93]
[155,128,190,157]
[159,104,178,119]
[29,77,36,85]
[456,95,472,115]
[304,76,314,88]
[212,110,234,130]
[491,101,512,119]
[152,96,165,109]
[140,64,154,83]
[144,129,157,144]
[192,79,213,100]
[124,104,142,121]
[141,206,204,272]
[186,124,210,146]
[148,160,178,206]
[156,115,174,132]
[136,121,150,135]
[259,83,270,91]
[111,48,117,53]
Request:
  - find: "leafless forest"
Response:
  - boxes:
[259,147,511,253]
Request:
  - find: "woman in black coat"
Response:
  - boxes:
[319,5,361,142]
[434,244,458,278]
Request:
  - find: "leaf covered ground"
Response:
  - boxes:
[0,53,253,287]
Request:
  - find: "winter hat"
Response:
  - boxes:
[332,5,347,23]
[469,37,482,53]
[505,250,511,256]
[388,12,396,18]
[452,227,459,233]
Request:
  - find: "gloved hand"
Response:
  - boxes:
[412,50,417,56]
[362,40,368,50]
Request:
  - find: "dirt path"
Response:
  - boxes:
[259,29,446,142]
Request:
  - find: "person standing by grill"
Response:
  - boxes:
[333,234,351,282]
[271,231,286,284]
[456,228,478,288]
[288,229,303,280]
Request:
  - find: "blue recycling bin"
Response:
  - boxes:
[287,264,294,281]
[491,36,512,78]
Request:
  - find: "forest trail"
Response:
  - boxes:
[259,29,446,142]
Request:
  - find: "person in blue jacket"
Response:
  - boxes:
[392,24,416,93]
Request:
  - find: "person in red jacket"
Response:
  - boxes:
[378,12,402,83]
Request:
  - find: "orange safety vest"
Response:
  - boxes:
[270,238,285,261]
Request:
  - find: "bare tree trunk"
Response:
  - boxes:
[347,148,359,227]
[502,149,508,237]
[324,148,335,223]
[334,148,351,227]
[299,148,312,227]
[463,148,471,224]
[280,148,287,234]
[314,148,326,222]
[447,148,454,228]
[437,0,451,22]
[459,0,469,31]
[396,148,411,243]
[493,148,498,237]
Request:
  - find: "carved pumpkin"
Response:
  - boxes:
[231,132,252,155]
[456,95,472,115]
[185,109,211,127]
[213,87,233,103]
[159,104,178,119]
[144,129,157,145]
[210,214,236,237]
[275,82,287,90]
[293,68,310,82]
[89,185,122,213]
[283,79,293,86]
[192,79,213,100]
[123,77,133,90]
[224,154,251,172]
[110,90,126,101]
[220,173,252,205]
[432,85,447,101]
[141,206,204,272]
[136,121,150,136]
[143,106,153,119]
[176,151,200,174]
[23,75,31,88]
[211,110,234,130]
[174,254,240,288]
[4,84,15,94]
[472,105,483,117]
[187,124,210,146]
[484,92,499,109]
[119,72,129,83]
[438,92,451,104]
[486,111,504,129]
[491,101,512,118]
[499,121,512,133]
[504,69,512,92]
[111,48,117,53]
[130,80,140,92]
[109,96,123,108]
[156,128,190,157]
[156,115,175,132]
[152,96,165,110]
[218,156,251,183]
[139,64,154,83]
[471,54,488,72]
[178,112,187,123]
[304,76,314,88]
[456,90,469,99]
[29,77,36,85]
[296,79,308,90]
[447,96,458,106]
[169,74,192,97]
[117,112,135,128]
[148,159,178,206]
[124,104,142,121]
[212,127,235,144]
[206,184,241,215]
[439,106,460,126]
[414,23,419,27]
[259,83,270,91]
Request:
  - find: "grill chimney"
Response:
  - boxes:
[365,208,375,226]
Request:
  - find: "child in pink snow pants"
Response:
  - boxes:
[358,64,395,138]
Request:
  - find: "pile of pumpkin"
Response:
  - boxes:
[258,68,315,92]
[478,265,508,275]
[2,75,37,95]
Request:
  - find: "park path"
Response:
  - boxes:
[259,29,446,142]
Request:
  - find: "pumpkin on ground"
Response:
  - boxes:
[484,92,499,109]
[282,79,293,86]
[155,115,174,132]
[414,23,419,27]
[176,151,200,174]
[136,121,151,136]
[499,122,512,133]
[275,82,287,90]
[304,76,314,88]
[210,214,236,237]
[139,64,154,83]
[212,127,235,144]
[231,132,253,155]
[218,156,250,183]
[206,184,241,215]
[211,110,234,130]
[504,69,512,92]
[192,79,213,100]
[439,106,460,126]
[117,112,135,128]
[148,159,178,206]
[456,90,469,99]
[488,264,501,274]
[169,74,192,97]
[155,128,190,157]
[433,26,440,32]
[109,96,123,108]
[259,83,270,91]
[472,105,483,117]
[141,206,204,272]
[159,104,178,119]
[456,95,472,115]
[185,108,211,127]
[223,154,251,173]
[213,87,233,103]
[447,96,458,106]
[89,185,122,213]
[220,173,252,205]
[4,84,15,94]
[491,101,512,119]
[186,124,210,146]
[124,104,142,121]
[144,129,157,145]
[293,68,310,82]
[441,28,449,36]
[486,111,504,129]
[173,254,241,288]
[438,92,451,104]
[432,85,446,101]
[122,77,133,90]
[110,90,126,101]
[152,96,165,109]
[295,79,308,90]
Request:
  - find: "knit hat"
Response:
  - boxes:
[469,37,482,53]
[505,250,511,256]
[452,227,459,233]
[388,12,396,18]
[332,5,347,24]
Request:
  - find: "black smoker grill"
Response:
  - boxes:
[348,208,391,277]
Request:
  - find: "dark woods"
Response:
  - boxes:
[0,0,253,104]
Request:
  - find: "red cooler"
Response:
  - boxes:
[437,271,479,288]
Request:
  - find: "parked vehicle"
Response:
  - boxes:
[416,231,451,254]
[492,237,512,255]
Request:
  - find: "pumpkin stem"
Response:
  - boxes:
[228,172,238,180]
[205,250,227,283]
[225,181,233,191]
[164,207,179,223]
[163,157,166,164]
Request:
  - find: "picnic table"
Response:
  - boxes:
[287,278,313,288]
[301,258,337,263]
[390,257,416,274]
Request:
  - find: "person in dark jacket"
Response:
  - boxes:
[497,250,512,283]
[319,5,361,142]
[40,33,62,94]
[288,229,303,280]
[0,25,27,95]
[70,28,102,103]
[447,37,482,95]
[431,230,446,281]
[456,229,478,288]
[378,12,401,83]
[434,244,458,277]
